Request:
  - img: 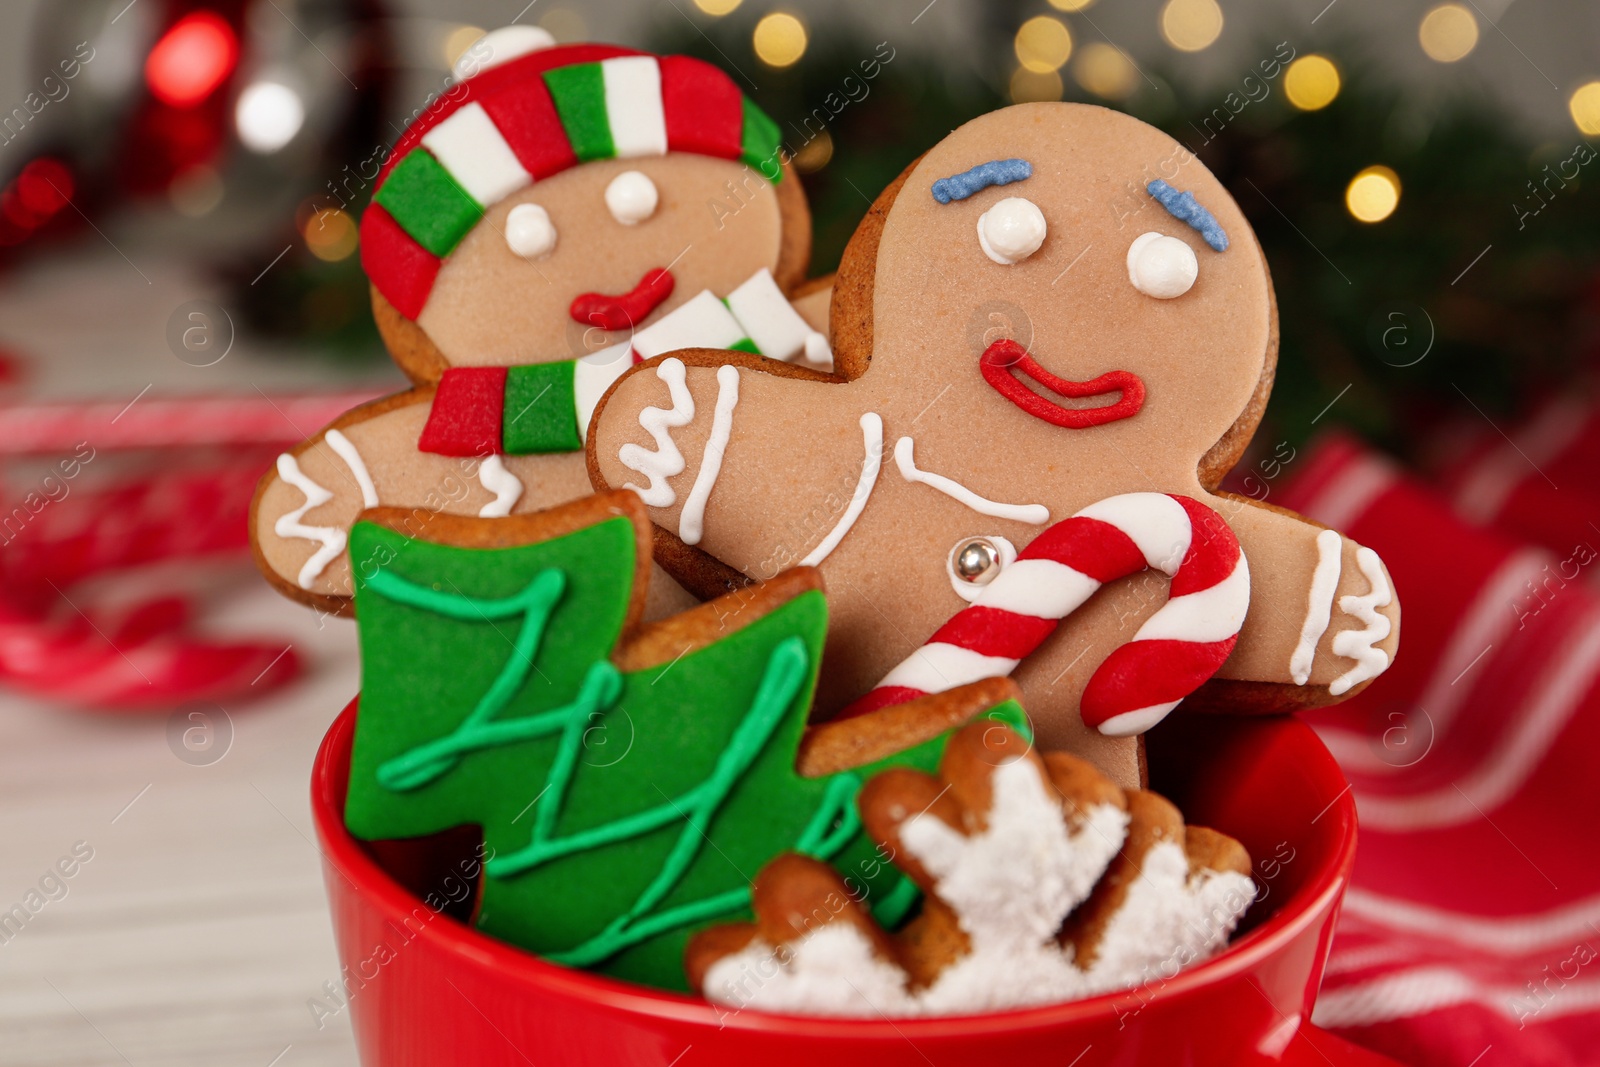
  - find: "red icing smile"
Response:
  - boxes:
[979,339,1145,429]
[570,268,676,331]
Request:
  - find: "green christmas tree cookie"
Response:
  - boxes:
[343,492,1026,990]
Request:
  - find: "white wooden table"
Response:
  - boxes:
[0,566,362,1067]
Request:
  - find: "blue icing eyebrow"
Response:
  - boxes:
[1146,179,1229,252]
[931,159,1032,204]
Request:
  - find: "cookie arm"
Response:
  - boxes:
[1193,492,1400,708]
[252,390,519,613]
[586,350,875,584]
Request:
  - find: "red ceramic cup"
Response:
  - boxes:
[312,699,1403,1067]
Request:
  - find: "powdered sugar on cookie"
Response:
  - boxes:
[1081,840,1255,994]
[705,752,1260,1017]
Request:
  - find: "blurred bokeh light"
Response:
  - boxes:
[1418,3,1479,63]
[1346,165,1402,223]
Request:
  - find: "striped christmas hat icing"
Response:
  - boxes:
[362,43,785,321]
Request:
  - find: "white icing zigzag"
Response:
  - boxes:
[620,357,695,508]
[1329,546,1394,696]
[274,453,347,590]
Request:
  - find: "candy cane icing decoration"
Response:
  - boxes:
[841,493,1250,737]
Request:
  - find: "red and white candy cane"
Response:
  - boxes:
[841,493,1250,736]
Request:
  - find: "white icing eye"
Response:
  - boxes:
[506,203,556,258]
[1127,231,1198,299]
[947,536,1018,602]
[976,197,1047,265]
[605,170,659,225]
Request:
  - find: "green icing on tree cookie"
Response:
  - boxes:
[345,511,1024,989]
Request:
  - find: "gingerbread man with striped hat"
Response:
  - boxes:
[252,29,831,617]
[587,103,1401,784]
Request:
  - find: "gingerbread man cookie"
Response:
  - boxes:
[588,103,1400,784]
[252,31,831,617]
[686,721,1254,1015]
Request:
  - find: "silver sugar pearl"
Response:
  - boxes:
[953,538,1001,584]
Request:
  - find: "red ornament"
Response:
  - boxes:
[144,11,240,108]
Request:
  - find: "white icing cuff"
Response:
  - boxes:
[1290,529,1343,686]
[325,428,379,508]
[679,365,740,546]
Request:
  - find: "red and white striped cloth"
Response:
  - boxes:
[0,388,392,710]
[1272,431,1600,1067]
[0,447,302,711]
[841,492,1249,736]
[1428,395,1600,569]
